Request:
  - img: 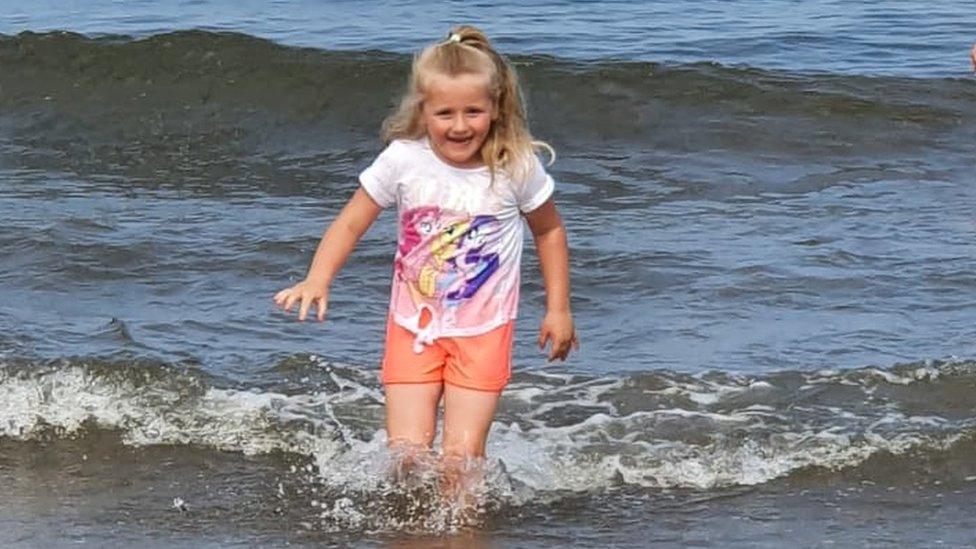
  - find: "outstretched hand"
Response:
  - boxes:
[273,280,330,322]
[538,310,579,362]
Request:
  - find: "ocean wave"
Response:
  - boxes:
[2,355,974,494]
[1,30,973,181]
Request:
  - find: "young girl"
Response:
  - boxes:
[274,26,577,468]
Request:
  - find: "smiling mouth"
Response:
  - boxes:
[446,136,473,145]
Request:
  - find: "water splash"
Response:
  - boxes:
[2,356,975,504]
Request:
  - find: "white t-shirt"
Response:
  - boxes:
[359,138,554,352]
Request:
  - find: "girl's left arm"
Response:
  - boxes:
[524,199,579,361]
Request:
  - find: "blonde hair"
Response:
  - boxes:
[381,25,554,183]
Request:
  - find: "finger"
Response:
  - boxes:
[298,296,311,321]
[274,289,291,306]
[538,330,551,350]
[556,340,570,361]
[547,338,561,362]
[316,297,326,322]
[566,332,579,356]
[283,294,298,312]
[562,335,577,359]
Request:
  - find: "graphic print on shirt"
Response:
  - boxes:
[395,205,501,326]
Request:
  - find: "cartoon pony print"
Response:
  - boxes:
[395,208,500,315]
[419,218,469,298]
[443,215,500,302]
[395,205,441,279]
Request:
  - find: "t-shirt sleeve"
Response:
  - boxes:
[514,155,555,213]
[358,142,401,209]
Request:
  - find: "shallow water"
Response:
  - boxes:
[1,2,976,547]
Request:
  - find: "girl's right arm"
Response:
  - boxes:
[273,187,383,322]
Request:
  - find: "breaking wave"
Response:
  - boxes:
[3,355,974,492]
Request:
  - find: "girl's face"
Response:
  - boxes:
[421,72,495,169]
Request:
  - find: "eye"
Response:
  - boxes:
[465,226,484,243]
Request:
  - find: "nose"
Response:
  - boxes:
[450,113,469,133]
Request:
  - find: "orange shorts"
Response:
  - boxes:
[381,316,514,392]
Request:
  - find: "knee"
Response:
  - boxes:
[441,430,486,459]
[388,433,435,452]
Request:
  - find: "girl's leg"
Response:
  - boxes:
[440,384,501,510]
[441,384,501,457]
[385,382,443,449]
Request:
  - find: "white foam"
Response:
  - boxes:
[0,366,348,458]
[2,361,972,496]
